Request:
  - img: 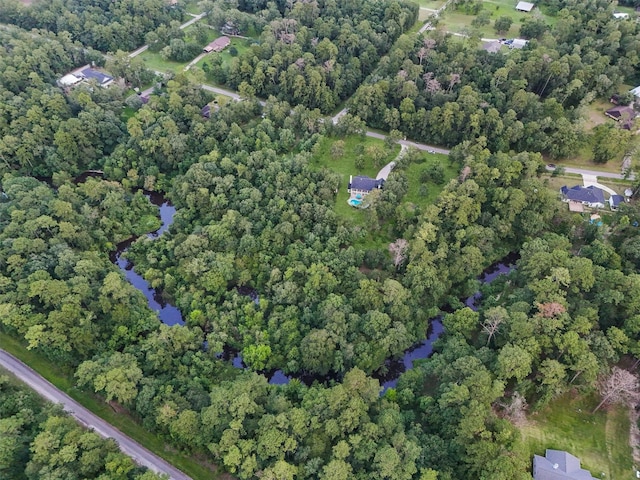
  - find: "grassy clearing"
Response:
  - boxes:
[309,135,400,226]
[440,0,555,38]
[404,153,457,206]
[0,332,224,480]
[583,98,614,130]
[520,392,633,479]
[139,50,189,74]
[419,0,445,9]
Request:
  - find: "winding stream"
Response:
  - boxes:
[112,194,516,389]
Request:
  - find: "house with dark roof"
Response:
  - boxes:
[80,68,114,87]
[605,105,636,121]
[348,175,384,196]
[560,185,605,209]
[203,36,231,53]
[609,194,625,210]
[533,450,596,480]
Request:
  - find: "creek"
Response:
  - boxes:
[112,193,517,389]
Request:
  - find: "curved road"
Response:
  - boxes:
[0,349,190,480]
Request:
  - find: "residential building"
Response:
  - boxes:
[533,450,596,480]
[348,175,384,197]
[609,194,625,210]
[203,36,231,53]
[560,185,605,209]
[58,67,114,88]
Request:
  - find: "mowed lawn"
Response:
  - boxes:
[310,135,400,225]
[440,0,556,38]
[404,153,457,206]
[520,392,634,479]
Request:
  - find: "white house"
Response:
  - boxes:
[613,12,630,19]
[510,39,528,49]
[631,85,640,98]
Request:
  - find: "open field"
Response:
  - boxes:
[520,392,634,479]
[310,135,400,225]
[0,332,227,480]
[439,0,556,38]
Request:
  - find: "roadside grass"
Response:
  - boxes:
[520,392,633,480]
[0,331,225,480]
[309,135,400,226]
[403,153,457,206]
[552,144,626,175]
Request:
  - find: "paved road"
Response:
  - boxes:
[0,349,191,480]
[129,12,206,58]
[546,165,635,181]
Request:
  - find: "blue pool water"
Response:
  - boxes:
[348,198,362,207]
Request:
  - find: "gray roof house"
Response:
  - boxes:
[560,185,605,209]
[516,1,535,12]
[348,175,384,194]
[609,194,625,210]
[533,450,596,480]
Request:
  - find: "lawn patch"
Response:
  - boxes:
[520,392,633,479]
[403,152,457,207]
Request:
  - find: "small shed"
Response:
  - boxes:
[510,38,528,49]
[59,73,82,87]
[568,201,584,213]
[515,1,535,12]
[203,36,231,53]
[613,12,629,19]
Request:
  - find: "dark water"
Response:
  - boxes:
[112,194,184,326]
[112,193,518,389]
[74,170,104,184]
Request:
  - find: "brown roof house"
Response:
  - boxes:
[203,36,230,53]
[605,105,637,130]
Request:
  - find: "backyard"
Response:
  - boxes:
[520,392,634,479]
[311,135,400,225]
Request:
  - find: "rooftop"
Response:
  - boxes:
[80,67,114,86]
[533,450,596,480]
[350,176,384,192]
[561,185,605,205]
[516,1,535,11]
[203,36,231,53]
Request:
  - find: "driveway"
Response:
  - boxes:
[581,173,618,196]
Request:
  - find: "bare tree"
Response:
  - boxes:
[482,306,508,346]
[592,367,640,413]
[500,391,528,425]
[389,239,409,268]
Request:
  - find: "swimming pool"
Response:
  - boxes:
[348,198,362,207]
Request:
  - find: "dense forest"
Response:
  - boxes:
[350,0,640,157]
[0,0,639,478]
[0,373,164,480]
[205,0,419,112]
